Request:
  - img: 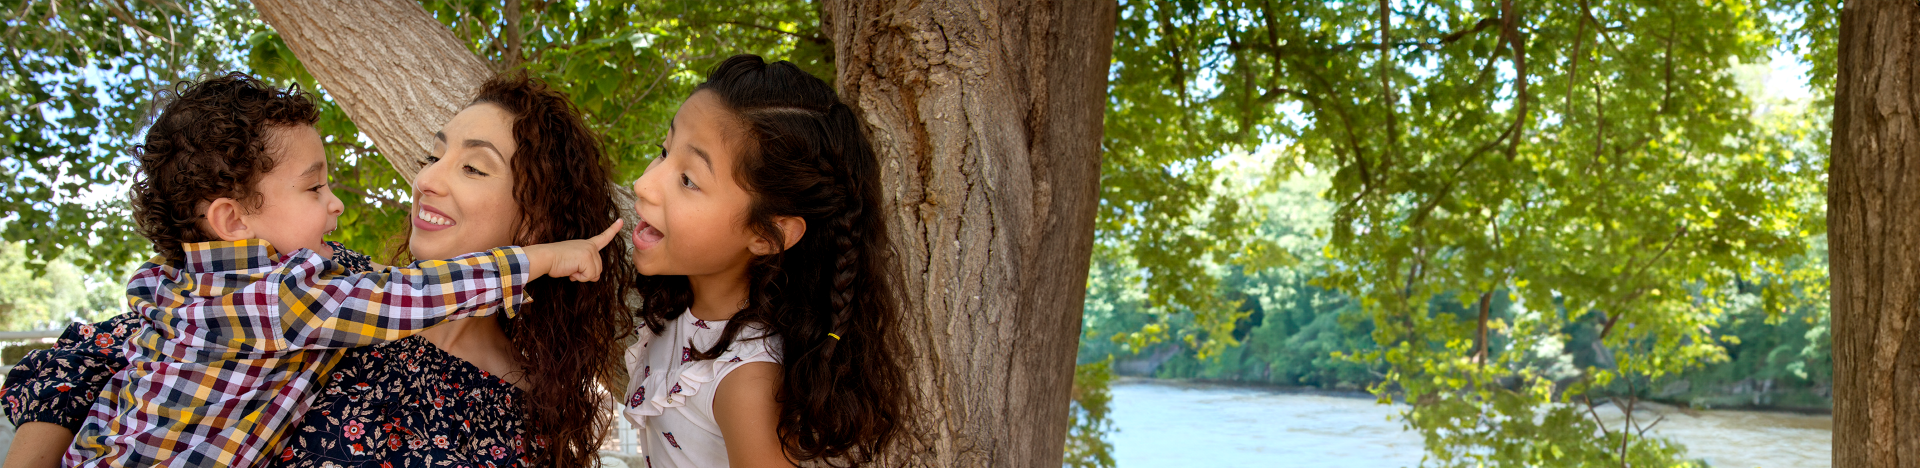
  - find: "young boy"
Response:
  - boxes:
[62,73,621,467]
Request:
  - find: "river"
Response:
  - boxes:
[1108,380,1831,468]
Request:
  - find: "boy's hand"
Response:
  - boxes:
[524,219,625,282]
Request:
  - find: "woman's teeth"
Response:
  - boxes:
[421,211,454,226]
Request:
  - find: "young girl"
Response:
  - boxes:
[621,54,909,467]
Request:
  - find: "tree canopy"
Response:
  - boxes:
[1,0,1838,465]
[1095,0,1834,465]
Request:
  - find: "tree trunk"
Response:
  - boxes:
[255,1,1114,465]
[1831,2,1920,467]
[823,1,1114,466]
[250,0,491,184]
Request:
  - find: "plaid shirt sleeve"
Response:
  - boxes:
[267,245,534,350]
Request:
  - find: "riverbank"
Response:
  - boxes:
[1113,376,1377,400]
[1108,380,1831,468]
[1118,376,1832,416]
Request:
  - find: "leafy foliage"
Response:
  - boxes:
[0,0,266,274]
[1101,0,1832,465]
[1063,357,1116,468]
[0,238,122,331]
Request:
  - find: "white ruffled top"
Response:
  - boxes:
[621,311,781,468]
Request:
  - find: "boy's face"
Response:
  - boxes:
[242,125,343,256]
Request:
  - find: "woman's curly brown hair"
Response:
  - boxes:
[422,75,639,467]
[129,72,319,265]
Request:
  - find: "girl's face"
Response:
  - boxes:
[629,90,764,278]
[410,103,522,261]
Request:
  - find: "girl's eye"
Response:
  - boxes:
[308,184,326,193]
[655,144,668,160]
[680,173,698,190]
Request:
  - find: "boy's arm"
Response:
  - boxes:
[270,246,534,350]
[264,222,622,350]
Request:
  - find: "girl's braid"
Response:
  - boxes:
[820,101,861,358]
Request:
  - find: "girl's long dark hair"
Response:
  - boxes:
[457,76,638,467]
[634,54,908,465]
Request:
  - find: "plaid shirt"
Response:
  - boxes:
[67,239,532,468]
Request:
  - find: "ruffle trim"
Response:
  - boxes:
[620,321,778,429]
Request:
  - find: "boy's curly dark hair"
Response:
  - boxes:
[129,72,320,265]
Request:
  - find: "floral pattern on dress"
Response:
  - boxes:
[325,241,377,274]
[275,335,535,468]
[0,312,139,430]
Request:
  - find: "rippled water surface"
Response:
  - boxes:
[1108,380,1830,468]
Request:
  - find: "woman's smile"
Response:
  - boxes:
[414,204,456,231]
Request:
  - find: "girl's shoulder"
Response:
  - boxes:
[622,317,781,421]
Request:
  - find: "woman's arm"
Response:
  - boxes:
[3,422,75,468]
[1,313,138,428]
[0,312,140,465]
[713,362,796,468]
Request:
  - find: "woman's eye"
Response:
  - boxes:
[420,155,440,167]
[465,165,489,177]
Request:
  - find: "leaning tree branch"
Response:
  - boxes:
[1499,0,1528,162]
[104,0,180,46]
[1598,224,1689,340]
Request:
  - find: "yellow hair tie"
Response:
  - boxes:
[827,333,842,340]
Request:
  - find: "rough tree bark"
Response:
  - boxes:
[254,1,1114,465]
[824,1,1115,466]
[1830,1,1920,467]
[251,0,490,184]
[252,0,639,226]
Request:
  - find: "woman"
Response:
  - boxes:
[2,75,634,468]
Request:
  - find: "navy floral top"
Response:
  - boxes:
[2,242,539,467]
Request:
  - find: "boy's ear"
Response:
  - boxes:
[203,197,255,241]
[748,216,807,256]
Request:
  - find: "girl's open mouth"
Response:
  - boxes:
[633,217,665,249]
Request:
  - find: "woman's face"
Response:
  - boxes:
[410,103,522,261]
[629,90,763,278]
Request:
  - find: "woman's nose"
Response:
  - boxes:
[414,158,447,197]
